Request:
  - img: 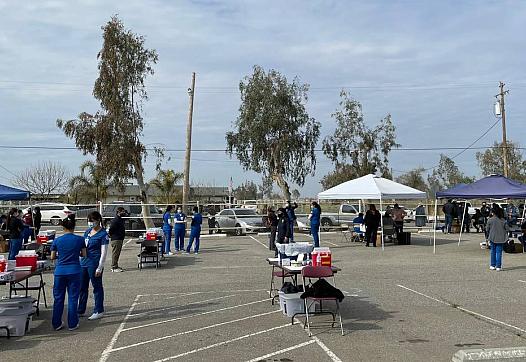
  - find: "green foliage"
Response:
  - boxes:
[427,154,474,194]
[234,181,260,200]
[226,65,321,199]
[476,141,526,183]
[56,15,158,190]
[395,167,428,193]
[69,161,111,203]
[150,169,183,205]
[322,91,398,182]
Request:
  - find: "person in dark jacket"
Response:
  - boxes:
[285,201,298,242]
[33,206,42,239]
[459,203,470,233]
[108,207,126,272]
[267,207,278,255]
[442,199,455,234]
[364,204,381,247]
[276,208,290,244]
[7,208,24,259]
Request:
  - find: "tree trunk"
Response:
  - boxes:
[272,173,291,200]
[135,161,154,229]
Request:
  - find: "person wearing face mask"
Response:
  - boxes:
[308,201,322,248]
[108,207,127,272]
[173,205,186,253]
[7,208,23,260]
[78,211,109,320]
[186,206,203,254]
[276,208,290,244]
[162,205,174,256]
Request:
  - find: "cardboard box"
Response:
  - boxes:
[0,239,7,254]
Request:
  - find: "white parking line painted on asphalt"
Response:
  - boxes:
[244,340,316,362]
[140,289,268,298]
[519,280,526,284]
[129,294,237,317]
[324,240,340,247]
[124,238,134,246]
[248,235,268,249]
[108,310,281,353]
[312,336,343,362]
[121,298,271,332]
[153,324,291,362]
[398,284,526,335]
[99,294,141,362]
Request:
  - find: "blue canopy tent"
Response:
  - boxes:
[432,175,526,252]
[0,184,30,201]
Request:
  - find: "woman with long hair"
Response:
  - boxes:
[50,215,86,331]
[162,205,174,255]
[487,205,509,271]
[78,211,109,320]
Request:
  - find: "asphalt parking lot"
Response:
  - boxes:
[1,230,526,361]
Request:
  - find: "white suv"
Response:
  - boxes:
[32,203,76,226]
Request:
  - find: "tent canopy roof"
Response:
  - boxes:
[436,174,526,199]
[318,174,427,200]
[0,184,30,201]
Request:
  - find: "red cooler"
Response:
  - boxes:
[15,255,38,271]
[311,247,332,267]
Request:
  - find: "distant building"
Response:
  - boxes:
[105,184,229,204]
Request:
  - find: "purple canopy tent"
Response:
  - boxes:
[432,175,526,252]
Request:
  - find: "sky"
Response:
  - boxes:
[1,0,525,197]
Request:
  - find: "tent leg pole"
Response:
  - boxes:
[433,199,438,254]
[458,200,467,246]
[380,198,384,251]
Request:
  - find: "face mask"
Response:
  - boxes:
[177,209,182,213]
[87,221,94,228]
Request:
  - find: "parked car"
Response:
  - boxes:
[215,208,266,236]
[102,203,163,236]
[25,203,76,226]
[297,204,362,231]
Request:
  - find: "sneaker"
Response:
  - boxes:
[88,312,104,320]
[185,251,191,254]
[496,267,502,271]
[168,252,174,256]
[68,324,80,331]
[489,266,496,270]
[194,251,198,254]
[111,267,124,273]
[54,322,65,331]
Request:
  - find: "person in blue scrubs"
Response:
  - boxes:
[173,206,186,252]
[50,215,86,331]
[78,211,109,321]
[308,201,322,248]
[186,206,203,254]
[162,205,174,256]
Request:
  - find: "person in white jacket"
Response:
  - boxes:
[78,211,109,320]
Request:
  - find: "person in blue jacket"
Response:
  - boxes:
[285,201,298,242]
[173,205,186,252]
[78,211,109,321]
[308,201,322,248]
[50,214,86,331]
[162,205,174,256]
[186,206,203,254]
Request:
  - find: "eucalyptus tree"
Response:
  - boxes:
[57,16,158,226]
[226,66,320,199]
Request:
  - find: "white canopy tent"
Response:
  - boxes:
[318,174,427,249]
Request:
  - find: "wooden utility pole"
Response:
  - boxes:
[497,81,509,177]
[182,72,196,211]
